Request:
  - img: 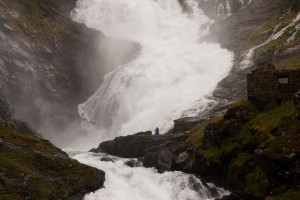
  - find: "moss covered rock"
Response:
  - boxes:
[0,124,105,200]
[186,99,299,198]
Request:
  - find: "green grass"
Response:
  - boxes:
[186,116,223,150]
[0,125,104,199]
[270,189,300,200]
[238,101,295,145]
[187,100,296,194]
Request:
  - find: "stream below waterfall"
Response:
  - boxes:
[68,150,230,200]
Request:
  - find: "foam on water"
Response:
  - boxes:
[71,0,233,144]
[68,151,229,200]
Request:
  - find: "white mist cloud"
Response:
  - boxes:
[71,0,233,145]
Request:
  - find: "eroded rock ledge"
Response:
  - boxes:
[91,131,191,173]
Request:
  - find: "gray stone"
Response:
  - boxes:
[175,151,190,165]
[144,149,174,173]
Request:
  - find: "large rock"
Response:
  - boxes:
[96,132,187,158]
[94,131,189,172]
[0,124,105,199]
[144,149,174,173]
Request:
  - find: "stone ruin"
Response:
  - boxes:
[247,63,300,104]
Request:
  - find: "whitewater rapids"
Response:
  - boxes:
[71,0,233,144]
[68,150,229,200]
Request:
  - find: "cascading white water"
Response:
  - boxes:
[240,11,300,69]
[68,151,229,200]
[71,0,233,142]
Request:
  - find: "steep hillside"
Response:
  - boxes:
[207,0,300,70]
[186,97,300,199]
[0,123,105,200]
[0,0,139,141]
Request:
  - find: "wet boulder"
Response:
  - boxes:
[143,149,174,173]
[100,156,116,163]
[175,151,190,164]
[97,132,187,158]
[124,160,142,168]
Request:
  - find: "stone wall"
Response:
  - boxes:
[247,66,300,102]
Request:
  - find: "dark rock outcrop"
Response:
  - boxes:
[100,156,116,163]
[124,159,142,168]
[0,96,13,121]
[144,149,174,173]
[255,121,300,189]
[0,95,41,137]
[97,132,187,158]
[216,191,264,200]
[0,124,105,199]
[94,132,189,172]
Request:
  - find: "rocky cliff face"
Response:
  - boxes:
[0,0,139,142]
[206,0,300,69]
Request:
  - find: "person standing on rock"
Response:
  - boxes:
[154,127,159,136]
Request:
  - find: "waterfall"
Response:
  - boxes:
[240,11,300,69]
[68,151,229,200]
[71,0,233,141]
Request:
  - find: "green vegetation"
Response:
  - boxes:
[226,0,300,70]
[0,125,104,200]
[269,189,300,200]
[186,100,297,197]
[186,116,223,150]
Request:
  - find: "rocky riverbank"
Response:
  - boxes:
[93,92,300,200]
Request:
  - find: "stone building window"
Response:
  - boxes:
[278,77,289,89]
[278,77,289,84]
